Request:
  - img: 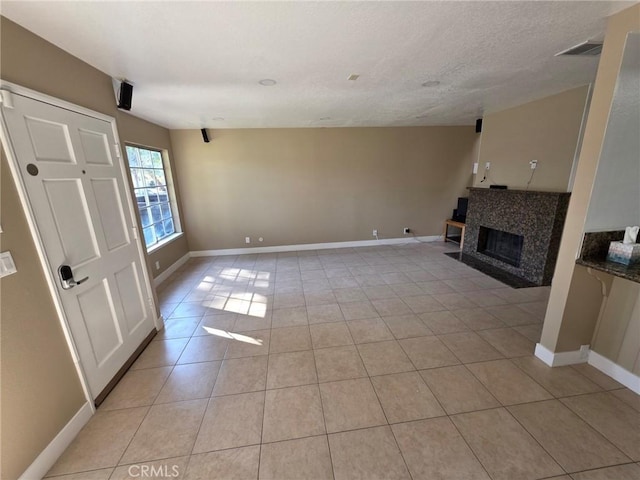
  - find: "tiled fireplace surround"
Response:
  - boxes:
[462,188,571,286]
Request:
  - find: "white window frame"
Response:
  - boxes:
[125,144,182,252]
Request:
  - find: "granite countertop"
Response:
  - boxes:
[468,187,570,196]
[577,231,640,283]
[576,257,640,283]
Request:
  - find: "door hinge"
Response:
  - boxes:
[0,90,14,109]
[148,297,155,311]
[132,225,139,239]
[114,143,122,158]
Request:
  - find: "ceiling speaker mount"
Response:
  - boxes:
[117,81,133,111]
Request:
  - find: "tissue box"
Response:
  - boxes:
[607,241,640,265]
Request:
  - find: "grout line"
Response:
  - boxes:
[461,363,503,408]
[349,340,415,479]
[447,412,495,479]
[309,339,336,480]
[43,465,117,479]
[387,425,415,480]
[505,356,570,399]
[502,403,571,475]
[182,338,231,470]
[557,389,617,401]
[255,337,270,480]
[464,357,554,405]
[108,453,191,472]
[346,338,417,480]
[110,400,170,470]
[563,461,639,477]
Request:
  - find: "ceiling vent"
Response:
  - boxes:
[556,40,603,57]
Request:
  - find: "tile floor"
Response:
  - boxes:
[46,242,640,480]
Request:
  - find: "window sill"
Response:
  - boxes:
[147,232,184,254]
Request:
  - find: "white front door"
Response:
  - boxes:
[1,90,156,400]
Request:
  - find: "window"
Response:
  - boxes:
[125,145,178,249]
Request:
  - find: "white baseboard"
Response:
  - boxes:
[19,402,93,480]
[588,350,640,394]
[535,344,640,394]
[534,343,588,367]
[191,236,441,257]
[153,252,191,286]
[534,343,555,366]
[154,313,165,331]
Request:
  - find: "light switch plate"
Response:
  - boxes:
[0,251,17,278]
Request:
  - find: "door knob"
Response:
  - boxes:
[58,264,89,290]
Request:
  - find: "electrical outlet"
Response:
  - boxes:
[530,159,538,170]
[473,162,478,174]
[372,229,378,237]
[155,261,160,270]
[245,237,251,244]
[403,227,410,234]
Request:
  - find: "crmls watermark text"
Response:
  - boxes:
[127,464,180,478]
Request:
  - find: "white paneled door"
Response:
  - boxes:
[1,91,156,400]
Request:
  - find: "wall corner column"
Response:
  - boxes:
[539,3,640,359]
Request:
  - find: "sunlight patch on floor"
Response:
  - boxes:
[201,326,263,345]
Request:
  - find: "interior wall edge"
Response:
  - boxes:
[539,3,640,353]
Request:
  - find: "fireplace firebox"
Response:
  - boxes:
[477,227,524,267]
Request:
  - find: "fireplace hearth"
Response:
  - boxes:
[462,188,570,286]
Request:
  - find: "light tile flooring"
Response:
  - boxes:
[46,242,640,480]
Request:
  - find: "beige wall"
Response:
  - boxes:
[1,152,86,480]
[592,277,640,374]
[554,265,612,352]
[475,85,590,192]
[541,4,640,354]
[170,127,478,251]
[0,17,188,479]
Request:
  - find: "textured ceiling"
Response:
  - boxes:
[1,1,634,129]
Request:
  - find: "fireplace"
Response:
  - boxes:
[477,227,524,267]
[462,188,570,286]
